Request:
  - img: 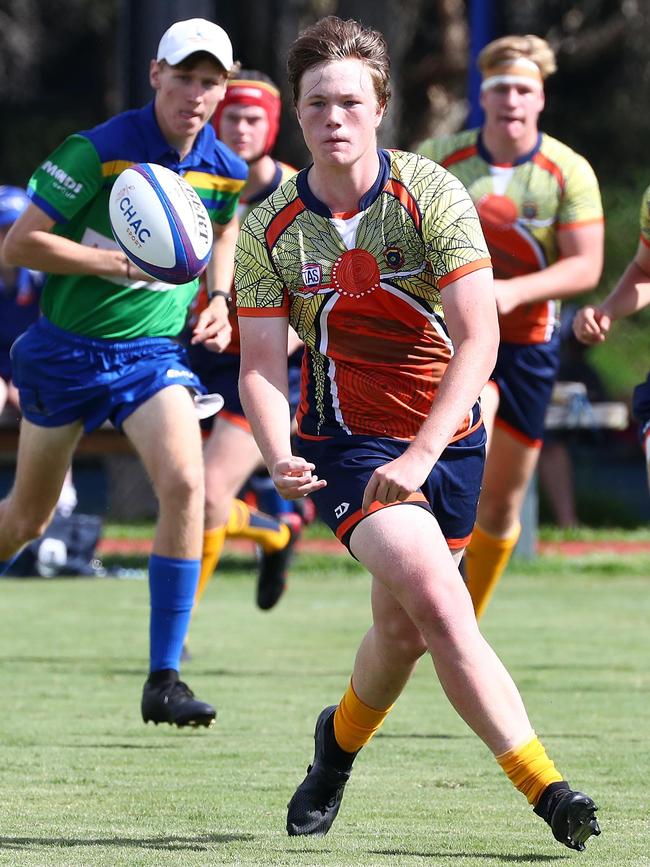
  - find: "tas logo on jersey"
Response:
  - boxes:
[334,502,350,519]
[301,263,322,288]
[41,160,83,197]
[384,246,405,270]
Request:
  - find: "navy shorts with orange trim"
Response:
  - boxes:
[296,427,486,553]
[492,333,560,446]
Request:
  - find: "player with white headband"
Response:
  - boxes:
[418,34,604,619]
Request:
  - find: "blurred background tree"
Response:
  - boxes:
[0,0,647,395]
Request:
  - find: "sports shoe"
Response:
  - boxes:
[286,706,351,836]
[534,781,601,851]
[141,670,216,728]
[256,524,298,611]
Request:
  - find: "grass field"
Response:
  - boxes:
[1,543,649,866]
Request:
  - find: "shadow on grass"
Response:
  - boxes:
[376,732,473,740]
[371,850,562,862]
[0,832,253,852]
[59,742,188,749]
[109,666,354,681]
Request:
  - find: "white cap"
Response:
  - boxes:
[157,18,233,70]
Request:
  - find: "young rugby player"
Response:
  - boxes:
[235,15,601,852]
[186,71,301,617]
[0,19,247,729]
[418,35,604,618]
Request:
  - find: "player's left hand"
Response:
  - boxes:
[361,452,430,514]
[272,456,327,499]
[191,298,232,352]
[493,279,520,316]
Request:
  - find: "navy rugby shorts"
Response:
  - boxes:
[297,426,486,553]
[11,317,205,432]
[491,332,561,446]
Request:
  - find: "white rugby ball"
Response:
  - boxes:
[109,163,213,284]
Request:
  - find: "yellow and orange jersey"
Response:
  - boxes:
[639,183,650,248]
[235,149,491,441]
[418,129,603,344]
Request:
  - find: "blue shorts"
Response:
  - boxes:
[632,372,650,441]
[11,317,205,433]
[297,427,486,553]
[188,343,302,430]
[492,334,560,446]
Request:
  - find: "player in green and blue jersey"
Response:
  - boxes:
[1,19,247,729]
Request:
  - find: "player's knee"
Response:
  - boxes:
[478,495,520,534]
[376,618,427,663]
[156,462,204,508]
[203,473,235,513]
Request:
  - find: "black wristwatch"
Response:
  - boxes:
[208,289,232,301]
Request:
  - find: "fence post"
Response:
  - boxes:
[515,473,538,559]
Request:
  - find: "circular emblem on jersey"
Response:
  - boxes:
[331,248,381,297]
[384,246,405,270]
[476,193,518,231]
[522,200,538,220]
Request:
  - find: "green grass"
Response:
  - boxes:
[1,550,649,866]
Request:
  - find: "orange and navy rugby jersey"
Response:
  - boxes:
[418,130,603,344]
[639,184,650,248]
[235,149,491,441]
[189,160,298,353]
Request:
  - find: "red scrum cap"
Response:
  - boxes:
[213,71,281,156]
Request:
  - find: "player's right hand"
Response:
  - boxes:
[272,456,327,500]
[572,305,610,344]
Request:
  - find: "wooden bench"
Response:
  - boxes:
[0,415,134,456]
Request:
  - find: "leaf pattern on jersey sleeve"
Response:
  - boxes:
[235,226,284,310]
[420,166,489,280]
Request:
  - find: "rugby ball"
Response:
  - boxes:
[109,163,213,284]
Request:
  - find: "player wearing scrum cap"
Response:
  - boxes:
[418,35,604,619]
[0,18,247,729]
[183,71,303,625]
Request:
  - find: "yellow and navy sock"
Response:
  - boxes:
[226,498,290,553]
[496,733,564,807]
[464,522,521,619]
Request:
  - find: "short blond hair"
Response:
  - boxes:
[478,35,556,80]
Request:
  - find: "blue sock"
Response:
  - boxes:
[148,554,200,674]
